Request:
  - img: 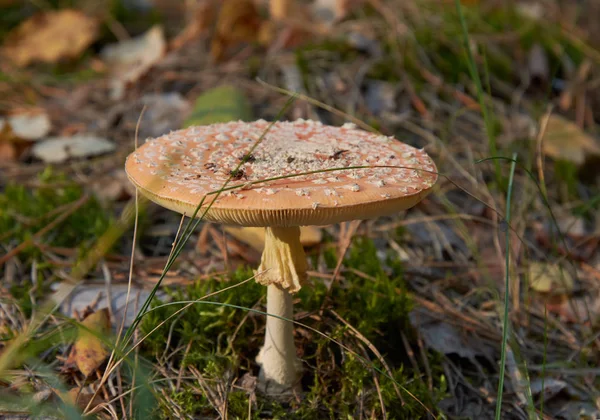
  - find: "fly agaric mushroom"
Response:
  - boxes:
[125,119,437,394]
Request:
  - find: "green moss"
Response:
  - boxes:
[144,238,444,418]
[140,266,264,365]
[0,168,110,252]
[0,169,110,315]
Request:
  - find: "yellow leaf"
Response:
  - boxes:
[529,262,574,295]
[542,115,600,165]
[225,226,323,251]
[1,10,98,67]
[70,309,110,377]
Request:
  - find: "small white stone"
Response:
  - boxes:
[311,202,320,210]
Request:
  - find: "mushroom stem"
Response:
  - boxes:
[256,226,306,393]
[257,283,301,393]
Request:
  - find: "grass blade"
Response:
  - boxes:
[495,152,517,419]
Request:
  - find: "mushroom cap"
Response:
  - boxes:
[125,119,437,227]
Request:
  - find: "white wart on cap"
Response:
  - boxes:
[125,119,437,226]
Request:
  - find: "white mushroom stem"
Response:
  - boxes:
[255,227,306,393]
[257,283,301,393]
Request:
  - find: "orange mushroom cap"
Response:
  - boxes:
[125,119,437,227]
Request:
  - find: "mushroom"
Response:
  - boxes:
[125,119,437,394]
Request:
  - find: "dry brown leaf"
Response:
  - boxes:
[211,0,263,62]
[542,115,600,165]
[0,119,34,161]
[225,226,323,251]
[57,387,104,411]
[0,142,17,162]
[68,308,110,377]
[528,262,574,295]
[1,10,98,67]
[101,26,166,99]
[546,294,600,324]
[170,0,218,49]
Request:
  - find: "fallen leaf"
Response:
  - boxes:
[555,211,587,238]
[225,226,323,251]
[0,110,50,161]
[0,109,51,140]
[57,387,104,411]
[55,282,168,329]
[170,0,218,49]
[1,9,98,67]
[101,26,166,99]
[543,294,600,324]
[69,309,110,376]
[551,400,600,420]
[184,85,252,127]
[0,142,17,161]
[542,115,600,165]
[528,262,574,294]
[409,310,494,361]
[91,169,132,202]
[31,134,115,163]
[131,93,190,139]
[529,378,568,401]
[210,0,263,62]
[0,123,19,161]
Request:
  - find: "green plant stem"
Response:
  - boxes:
[540,304,548,415]
[495,152,517,419]
[454,0,502,187]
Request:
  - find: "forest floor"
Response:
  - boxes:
[1,1,600,419]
